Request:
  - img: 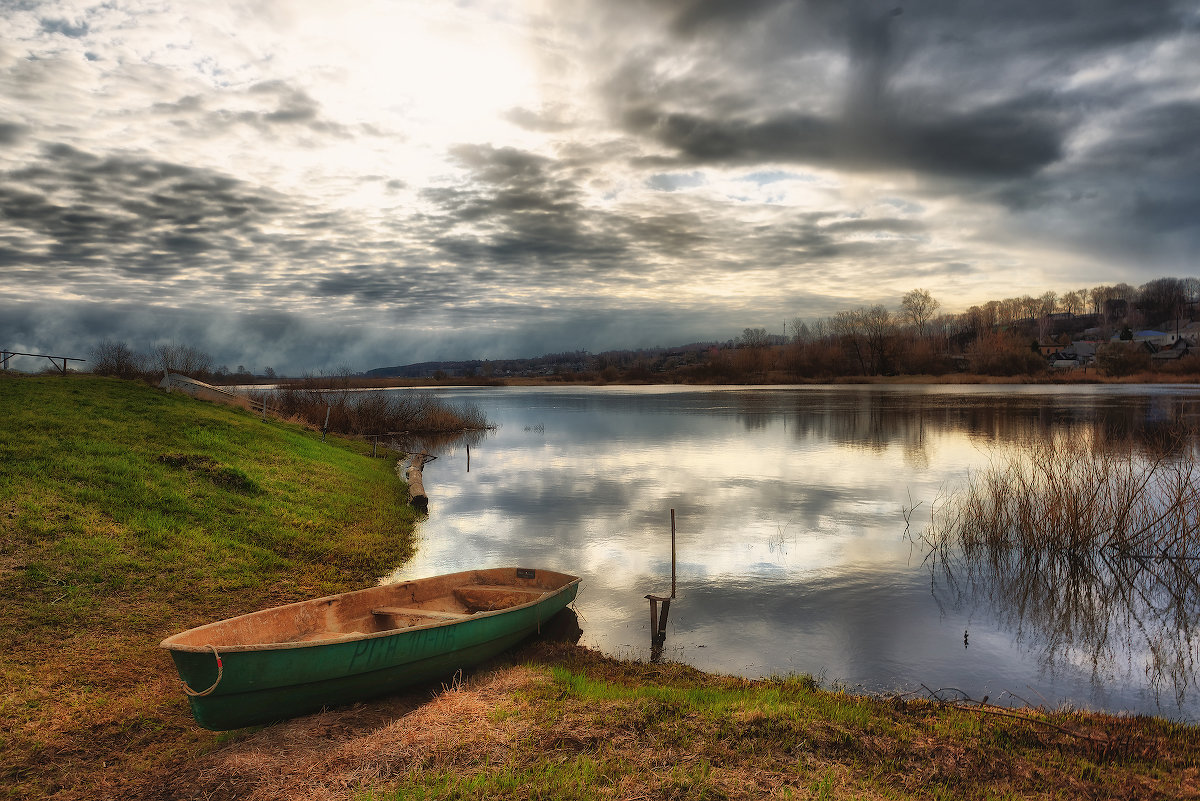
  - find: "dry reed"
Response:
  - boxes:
[253,385,488,438]
[913,426,1200,704]
[920,428,1200,563]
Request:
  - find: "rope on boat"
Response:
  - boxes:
[181,644,224,697]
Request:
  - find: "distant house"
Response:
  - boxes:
[1150,338,1192,363]
[1114,329,1182,348]
[1051,340,1098,368]
[1070,341,1098,363]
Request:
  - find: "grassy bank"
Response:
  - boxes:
[3,374,1199,800]
[137,643,1200,800]
[0,374,421,800]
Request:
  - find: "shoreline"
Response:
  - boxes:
[229,371,1200,390]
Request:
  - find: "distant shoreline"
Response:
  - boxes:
[226,371,1200,390]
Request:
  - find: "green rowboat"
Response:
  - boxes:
[160,567,580,730]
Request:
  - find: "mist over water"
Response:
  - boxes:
[382,384,1200,720]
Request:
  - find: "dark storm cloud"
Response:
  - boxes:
[420,144,632,270]
[502,106,573,133]
[1092,102,1200,167]
[0,144,290,282]
[150,81,352,139]
[665,0,793,35]
[625,101,1063,178]
[572,0,1200,285]
[39,16,89,38]
[602,0,1188,182]
[0,122,29,145]
[418,141,940,299]
[1076,101,1200,239]
[977,96,1200,265]
[657,0,1187,52]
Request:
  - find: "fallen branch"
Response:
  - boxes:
[405,452,437,510]
[915,684,1110,745]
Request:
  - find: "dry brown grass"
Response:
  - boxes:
[262,385,489,437]
[920,427,1200,560]
[128,667,548,801]
[120,643,1200,801]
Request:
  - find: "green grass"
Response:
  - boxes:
[0,374,420,799]
[357,645,1200,800]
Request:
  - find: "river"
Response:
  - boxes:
[381,383,1200,720]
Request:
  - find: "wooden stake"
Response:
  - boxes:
[670,508,676,599]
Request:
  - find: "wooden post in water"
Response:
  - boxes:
[671,508,676,599]
[646,508,677,660]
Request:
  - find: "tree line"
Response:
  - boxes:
[88,341,277,383]
[575,276,1199,383]
[86,276,1198,385]
[729,276,1199,380]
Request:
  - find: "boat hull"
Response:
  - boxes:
[162,567,579,730]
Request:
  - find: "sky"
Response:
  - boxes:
[2,0,1199,374]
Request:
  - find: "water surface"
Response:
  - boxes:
[383,384,1200,720]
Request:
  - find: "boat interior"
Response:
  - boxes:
[162,567,578,649]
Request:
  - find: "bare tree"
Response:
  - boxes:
[861,305,896,374]
[735,327,774,377]
[998,298,1020,324]
[154,343,213,378]
[1037,314,1054,343]
[830,309,869,374]
[1060,289,1086,316]
[1138,277,1188,331]
[900,288,940,337]
[89,340,146,379]
[1039,290,1058,316]
[1018,295,1040,320]
[981,300,1000,330]
[964,306,986,337]
[787,317,812,343]
[738,327,772,349]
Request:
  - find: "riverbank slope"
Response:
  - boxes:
[0,374,421,799]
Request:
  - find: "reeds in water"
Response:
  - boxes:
[920,428,1200,563]
[912,426,1200,705]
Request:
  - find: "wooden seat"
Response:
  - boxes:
[296,631,362,642]
[453,585,547,612]
[372,607,473,620]
[459,584,548,595]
